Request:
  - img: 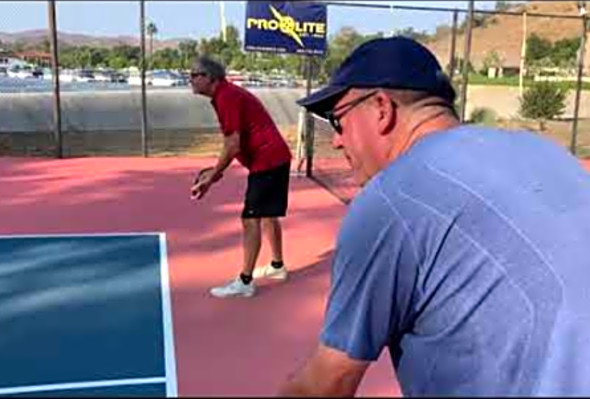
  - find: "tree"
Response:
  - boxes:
[225,25,241,49]
[152,48,181,70]
[526,34,552,64]
[495,1,511,11]
[146,21,158,65]
[91,47,110,68]
[550,37,581,69]
[394,27,431,43]
[11,40,25,53]
[519,81,568,131]
[108,56,127,70]
[199,24,242,70]
[322,27,366,80]
[109,44,140,68]
[178,40,199,69]
[283,54,305,78]
[37,38,51,53]
[481,50,504,75]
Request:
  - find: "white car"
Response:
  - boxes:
[127,71,152,86]
[60,69,94,83]
[7,65,40,79]
[76,70,95,83]
[151,70,185,87]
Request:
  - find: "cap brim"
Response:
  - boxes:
[296,85,349,119]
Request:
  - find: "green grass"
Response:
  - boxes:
[466,74,525,87]
[459,73,590,91]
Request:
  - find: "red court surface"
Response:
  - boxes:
[0,156,399,397]
[4,156,589,396]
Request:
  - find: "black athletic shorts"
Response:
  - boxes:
[242,162,290,219]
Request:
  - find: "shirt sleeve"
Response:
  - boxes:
[215,91,243,136]
[320,181,420,361]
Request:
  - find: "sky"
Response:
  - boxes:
[0,1,498,40]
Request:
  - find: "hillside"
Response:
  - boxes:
[1,1,588,73]
[0,29,183,51]
[425,1,589,71]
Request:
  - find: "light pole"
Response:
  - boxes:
[219,1,227,42]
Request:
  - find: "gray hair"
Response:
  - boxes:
[193,55,226,81]
[364,87,458,118]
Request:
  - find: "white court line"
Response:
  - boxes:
[0,232,163,239]
[159,233,178,397]
[0,377,166,395]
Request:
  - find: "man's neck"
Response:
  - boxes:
[388,106,460,162]
[205,79,223,98]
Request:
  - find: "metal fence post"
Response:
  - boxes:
[48,0,62,158]
[139,0,149,157]
[519,11,528,97]
[448,9,458,82]
[304,55,315,178]
[459,0,474,123]
[570,14,588,155]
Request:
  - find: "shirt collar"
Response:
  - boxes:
[211,78,229,104]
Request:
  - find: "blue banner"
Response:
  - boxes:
[244,1,327,56]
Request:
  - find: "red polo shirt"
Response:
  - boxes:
[211,79,292,173]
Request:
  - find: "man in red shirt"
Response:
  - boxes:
[190,55,292,298]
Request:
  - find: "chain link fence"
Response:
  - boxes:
[305,1,589,203]
[0,1,588,204]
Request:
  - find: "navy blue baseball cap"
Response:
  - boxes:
[297,36,456,119]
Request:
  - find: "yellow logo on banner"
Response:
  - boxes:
[246,5,326,48]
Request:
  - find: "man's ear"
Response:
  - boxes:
[375,91,396,136]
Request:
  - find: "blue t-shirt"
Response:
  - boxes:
[321,126,590,396]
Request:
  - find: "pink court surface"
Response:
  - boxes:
[0,156,398,397]
[3,156,589,396]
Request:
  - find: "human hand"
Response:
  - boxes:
[191,167,222,200]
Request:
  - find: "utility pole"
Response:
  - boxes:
[219,1,227,42]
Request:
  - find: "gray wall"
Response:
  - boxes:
[465,85,590,120]
[1,86,588,135]
[0,88,307,134]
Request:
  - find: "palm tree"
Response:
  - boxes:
[146,21,158,67]
[178,40,198,69]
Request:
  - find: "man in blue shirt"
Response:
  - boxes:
[279,36,590,396]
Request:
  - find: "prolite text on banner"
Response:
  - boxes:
[244,1,327,56]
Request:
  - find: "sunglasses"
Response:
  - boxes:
[190,71,207,79]
[324,90,378,134]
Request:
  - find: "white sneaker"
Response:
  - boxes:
[252,264,288,281]
[209,278,256,298]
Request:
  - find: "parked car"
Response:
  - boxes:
[151,70,186,87]
[94,69,127,83]
[7,65,42,79]
[127,71,151,86]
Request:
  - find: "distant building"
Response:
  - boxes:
[0,55,23,69]
[14,51,52,67]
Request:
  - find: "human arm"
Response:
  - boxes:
[212,131,240,179]
[278,182,419,396]
[278,343,370,397]
[192,84,244,199]
[191,131,240,199]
